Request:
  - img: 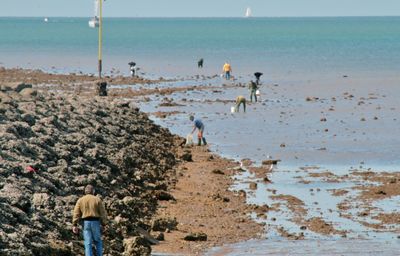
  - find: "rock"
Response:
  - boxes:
[211,169,224,175]
[135,226,159,245]
[1,82,32,92]
[32,193,52,209]
[123,237,151,256]
[0,92,179,255]
[154,191,175,201]
[19,88,38,97]
[21,113,36,126]
[154,232,164,241]
[180,152,193,162]
[151,218,178,232]
[262,159,281,165]
[183,232,207,241]
[249,182,257,190]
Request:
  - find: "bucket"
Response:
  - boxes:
[256,90,261,96]
[185,134,193,146]
[230,106,236,113]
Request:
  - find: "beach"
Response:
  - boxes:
[1,66,399,255]
[1,16,400,255]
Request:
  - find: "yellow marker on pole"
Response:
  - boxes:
[98,0,103,78]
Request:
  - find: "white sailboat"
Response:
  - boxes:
[245,7,252,18]
[44,17,49,22]
[88,0,100,28]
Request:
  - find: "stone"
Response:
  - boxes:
[211,169,224,175]
[180,152,193,162]
[19,88,38,97]
[183,232,207,241]
[1,82,32,92]
[249,182,257,190]
[123,237,151,256]
[151,218,178,232]
[32,193,52,209]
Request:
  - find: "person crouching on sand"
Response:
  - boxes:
[235,96,246,112]
[190,115,207,146]
[73,185,107,256]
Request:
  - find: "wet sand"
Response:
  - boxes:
[0,67,263,255]
[152,146,264,255]
[2,67,400,255]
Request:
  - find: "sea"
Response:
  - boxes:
[2,17,400,255]
[1,17,400,79]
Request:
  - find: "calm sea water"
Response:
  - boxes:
[1,17,400,78]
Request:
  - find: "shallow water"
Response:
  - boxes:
[138,74,400,255]
[206,239,400,256]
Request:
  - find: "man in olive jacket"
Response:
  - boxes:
[73,185,107,256]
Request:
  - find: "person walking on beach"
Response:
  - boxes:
[254,72,263,85]
[190,115,207,146]
[128,61,137,77]
[222,61,232,80]
[73,185,108,256]
[198,58,204,68]
[249,80,258,102]
[235,95,246,112]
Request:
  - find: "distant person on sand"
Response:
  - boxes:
[254,72,263,85]
[73,185,107,256]
[128,61,137,77]
[198,58,204,68]
[235,95,246,112]
[248,80,258,102]
[222,61,232,80]
[190,115,207,146]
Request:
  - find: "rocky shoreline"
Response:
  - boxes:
[0,68,263,255]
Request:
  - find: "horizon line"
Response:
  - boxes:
[1,15,400,19]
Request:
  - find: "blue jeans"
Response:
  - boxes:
[225,71,230,80]
[83,220,103,256]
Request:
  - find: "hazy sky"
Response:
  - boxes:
[1,0,400,17]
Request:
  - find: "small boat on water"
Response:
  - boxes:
[245,7,252,18]
[88,16,99,28]
[44,17,49,22]
[88,0,99,28]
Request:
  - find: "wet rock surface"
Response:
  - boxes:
[0,89,178,255]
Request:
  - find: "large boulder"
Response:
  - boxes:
[0,82,32,92]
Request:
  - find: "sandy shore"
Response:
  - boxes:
[152,146,264,255]
[0,67,263,255]
[1,67,399,255]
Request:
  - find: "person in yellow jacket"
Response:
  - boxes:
[222,62,232,80]
[73,185,107,256]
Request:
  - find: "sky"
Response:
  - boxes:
[1,0,400,17]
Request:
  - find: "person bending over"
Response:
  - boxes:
[190,115,207,146]
[235,96,246,112]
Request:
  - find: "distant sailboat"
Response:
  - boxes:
[44,17,49,22]
[88,0,99,28]
[245,7,252,18]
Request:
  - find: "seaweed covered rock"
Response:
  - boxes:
[0,91,178,255]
